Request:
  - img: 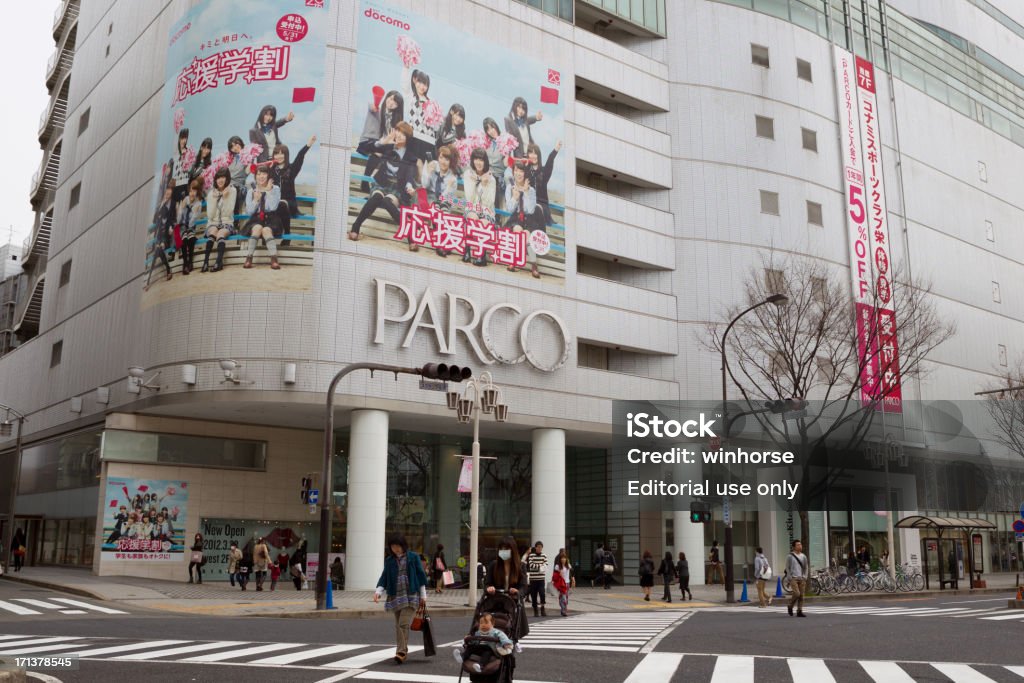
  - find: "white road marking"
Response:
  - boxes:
[0,600,42,615]
[249,643,365,665]
[710,655,754,683]
[0,637,86,650]
[623,652,683,682]
[185,641,307,662]
[48,598,126,614]
[860,660,916,682]
[12,599,64,610]
[788,658,837,683]
[69,640,190,657]
[111,640,246,660]
[931,663,1000,682]
[325,646,424,669]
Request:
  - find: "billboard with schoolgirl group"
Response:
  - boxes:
[142,0,332,307]
[101,478,190,561]
[349,2,567,284]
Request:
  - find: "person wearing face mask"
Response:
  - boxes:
[374,534,428,665]
[485,536,530,639]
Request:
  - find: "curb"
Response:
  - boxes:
[0,574,110,602]
[248,607,478,619]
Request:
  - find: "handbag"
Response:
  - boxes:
[421,609,436,657]
[190,550,203,563]
[435,557,444,571]
[760,565,773,581]
[410,601,426,631]
[603,564,614,574]
[442,570,454,586]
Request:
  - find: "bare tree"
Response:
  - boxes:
[703,256,957,559]
[981,359,1024,461]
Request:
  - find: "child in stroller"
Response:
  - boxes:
[455,592,523,683]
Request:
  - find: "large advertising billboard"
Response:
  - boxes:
[349,2,567,283]
[142,0,332,306]
[101,478,190,561]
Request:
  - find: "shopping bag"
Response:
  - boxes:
[546,580,555,596]
[442,570,455,586]
[422,611,436,657]
[410,601,426,631]
[190,551,203,563]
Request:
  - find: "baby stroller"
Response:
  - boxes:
[457,591,523,683]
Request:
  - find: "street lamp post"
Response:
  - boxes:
[720,294,787,603]
[1,403,27,574]
[446,372,508,606]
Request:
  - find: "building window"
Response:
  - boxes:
[59,260,72,287]
[811,277,827,304]
[807,201,823,226]
[108,22,113,35]
[765,268,786,294]
[577,253,610,279]
[105,45,110,57]
[78,108,89,136]
[50,340,63,367]
[578,342,609,370]
[992,281,1001,303]
[69,183,81,209]
[978,161,988,182]
[985,220,995,242]
[801,127,818,152]
[797,58,813,82]
[816,356,835,382]
[755,115,775,139]
[760,190,780,215]
[751,44,770,67]
[998,344,1008,367]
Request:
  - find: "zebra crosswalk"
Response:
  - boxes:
[695,603,1023,622]
[0,597,127,617]
[623,652,1024,682]
[519,610,689,652]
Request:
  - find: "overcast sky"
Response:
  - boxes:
[3,0,61,249]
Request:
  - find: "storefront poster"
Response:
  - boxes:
[349,2,567,283]
[101,478,189,561]
[143,0,332,306]
[199,518,318,581]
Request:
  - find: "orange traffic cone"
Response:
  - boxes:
[1016,585,1023,601]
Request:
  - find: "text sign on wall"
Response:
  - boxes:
[854,57,902,413]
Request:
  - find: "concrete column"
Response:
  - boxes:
[344,409,389,591]
[531,429,566,553]
[675,510,706,585]
[436,444,463,563]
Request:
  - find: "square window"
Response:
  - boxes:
[751,44,770,68]
[765,268,786,294]
[760,190,780,215]
[992,281,1001,303]
[985,220,995,242]
[807,201,823,226]
[797,58,813,82]
[801,127,818,152]
[998,344,1008,367]
[816,356,835,382]
[78,108,90,136]
[69,182,81,209]
[755,115,775,139]
[50,340,63,368]
[59,260,72,287]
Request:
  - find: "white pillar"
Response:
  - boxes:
[437,444,463,563]
[675,510,706,584]
[344,409,389,590]
[531,429,566,554]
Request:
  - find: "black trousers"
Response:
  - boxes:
[529,579,546,608]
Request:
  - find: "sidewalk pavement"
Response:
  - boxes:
[1,567,1019,618]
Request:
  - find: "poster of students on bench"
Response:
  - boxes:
[350,2,567,283]
[143,0,332,306]
[101,478,190,561]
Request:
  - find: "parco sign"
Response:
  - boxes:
[373,278,571,373]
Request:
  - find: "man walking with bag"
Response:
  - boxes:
[786,540,808,617]
[754,546,773,608]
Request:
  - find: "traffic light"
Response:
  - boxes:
[420,363,472,382]
[690,500,711,524]
[764,398,808,414]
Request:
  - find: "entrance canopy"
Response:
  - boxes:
[895,515,996,530]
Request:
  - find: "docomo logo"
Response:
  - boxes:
[364,8,412,31]
[373,279,571,373]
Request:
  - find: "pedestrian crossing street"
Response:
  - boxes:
[694,603,1024,622]
[0,597,127,617]
[623,652,1024,683]
[519,610,689,652]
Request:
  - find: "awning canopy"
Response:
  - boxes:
[895,515,996,530]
